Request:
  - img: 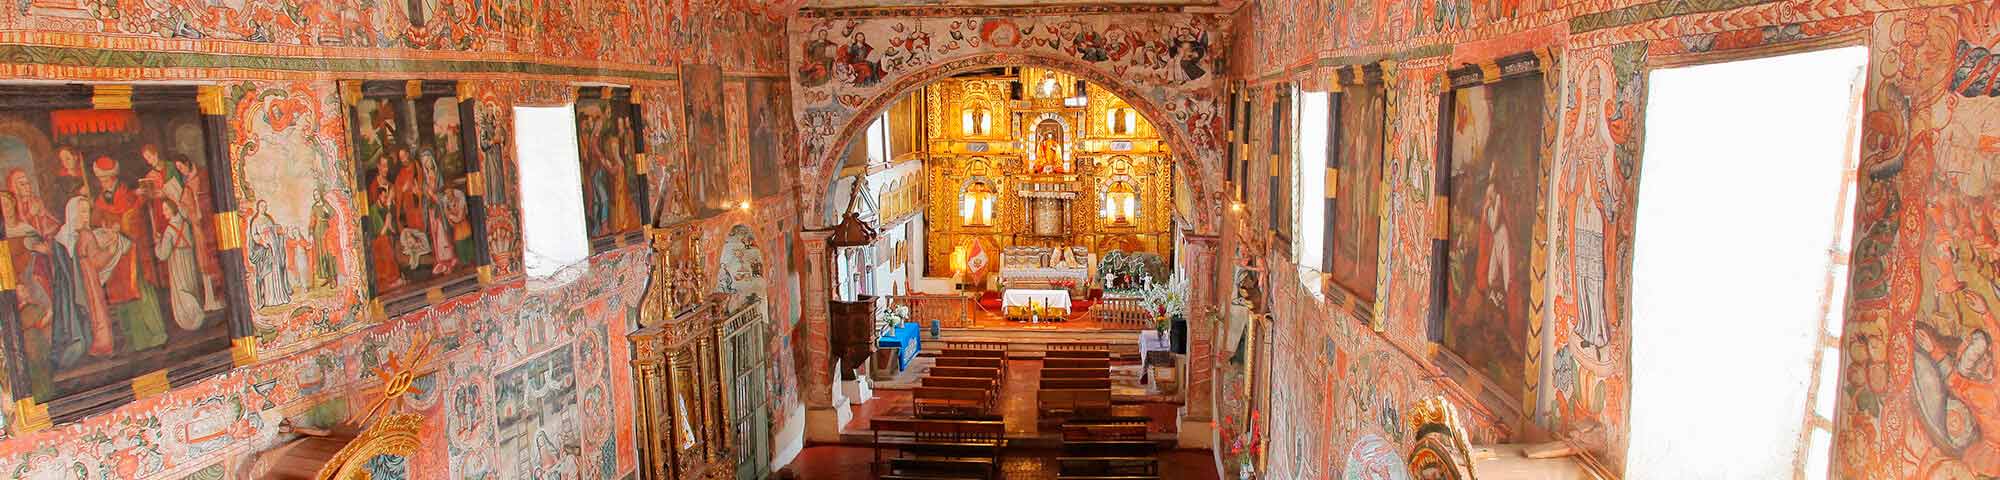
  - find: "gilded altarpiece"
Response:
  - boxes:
[628,227,731,480]
[919,76,1176,278]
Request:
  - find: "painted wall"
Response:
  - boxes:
[0,0,804,478]
[1227,0,2000,478]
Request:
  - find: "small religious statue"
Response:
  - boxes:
[1029,119,1065,174]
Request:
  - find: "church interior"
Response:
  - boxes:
[0,0,1986,479]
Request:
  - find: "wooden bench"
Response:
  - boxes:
[1061,417,1152,441]
[936,357,1005,370]
[1041,367,1111,379]
[870,417,1005,478]
[930,366,1001,379]
[1045,358,1111,370]
[947,341,1007,351]
[925,376,996,390]
[940,348,1007,359]
[914,386,994,417]
[889,457,997,480]
[1049,342,1110,352]
[1056,456,1159,478]
[1041,378,1112,390]
[1063,440,1159,457]
[1045,349,1111,359]
[1037,388,1113,417]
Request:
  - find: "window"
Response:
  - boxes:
[1625,46,1866,480]
[1293,87,1332,273]
[515,105,589,279]
[866,112,891,164]
[962,108,991,136]
[1103,180,1138,226]
[961,180,996,227]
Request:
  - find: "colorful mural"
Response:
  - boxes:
[0,0,796,477]
[787,12,1229,230]
[1225,0,2000,476]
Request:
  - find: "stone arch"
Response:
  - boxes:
[801,51,1218,230]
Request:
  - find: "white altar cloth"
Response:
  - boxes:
[1002,289,1072,309]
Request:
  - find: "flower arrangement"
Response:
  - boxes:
[1138,274,1188,333]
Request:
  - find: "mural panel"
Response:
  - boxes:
[346,80,488,313]
[0,84,250,424]
[494,344,579,479]
[1440,73,1544,396]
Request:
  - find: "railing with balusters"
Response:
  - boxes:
[887,294,975,328]
[1092,297,1153,329]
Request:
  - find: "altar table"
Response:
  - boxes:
[1002,289,1073,309]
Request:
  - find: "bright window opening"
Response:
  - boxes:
[1293,88,1332,285]
[515,105,590,280]
[1626,45,1865,480]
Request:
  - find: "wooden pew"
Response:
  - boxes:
[1049,342,1110,352]
[947,341,1007,351]
[1045,358,1110,370]
[1041,368,1111,379]
[930,366,1001,379]
[936,357,1005,370]
[1056,456,1159,479]
[925,376,996,390]
[1045,349,1111,359]
[870,417,1004,479]
[914,386,993,418]
[1060,417,1152,441]
[1037,388,1112,417]
[1040,378,1112,390]
[940,348,1006,359]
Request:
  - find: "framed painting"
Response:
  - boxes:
[1428,53,1548,397]
[343,80,490,317]
[1323,64,1389,322]
[574,86,649,252]
[681,64,734,219]
[0,84,254,428]
[746,79,786,198]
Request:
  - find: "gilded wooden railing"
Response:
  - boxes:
[1094,297,1153,329]
[887,294,974,328]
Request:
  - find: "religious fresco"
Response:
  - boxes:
[1439,72,1544,399]
[0,85,252,425]
[227,82,370,357]
[788,12,1229,231]
[493,344,580,479]
[573,87,649,246]
[0,0,793,477]
[1223,0,2000,475]
[1330,81,1388,303]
